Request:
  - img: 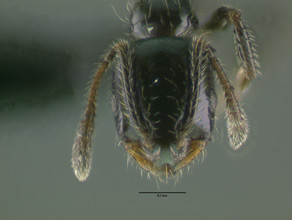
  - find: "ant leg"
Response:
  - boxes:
[72,40,129,181]
[201,6,260,90]
[203,39,248,149]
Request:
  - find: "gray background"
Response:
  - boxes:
[0,0,291,219]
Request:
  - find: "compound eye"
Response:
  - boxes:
[147,25,154,34]
[130,5,152,38]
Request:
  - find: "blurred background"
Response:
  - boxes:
[0,0,291,219]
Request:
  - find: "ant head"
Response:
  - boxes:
[130,0,198,38]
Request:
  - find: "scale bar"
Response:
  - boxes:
[139,192,186,194]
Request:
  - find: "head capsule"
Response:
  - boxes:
[130,0,198,38]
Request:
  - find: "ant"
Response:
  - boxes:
[72,0,260,182]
